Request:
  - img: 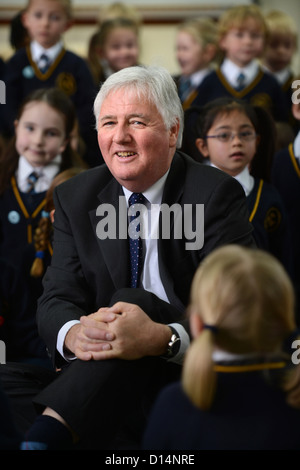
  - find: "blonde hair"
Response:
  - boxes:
[264,10,298,49]
[182,245,300,410]
[87,17,140,84]
[98,2,141,26]
[26,0,72,19]
[218,4,268,41]
[178,17,218,49]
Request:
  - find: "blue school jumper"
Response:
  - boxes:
[3,46,99,166]
[247,177,292,275]
[0,178,51,362]
[271,144,300,294]
[193,67,288,121]
[143,359,300,450]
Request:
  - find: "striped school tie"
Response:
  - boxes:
[236,72,246,91]
[26,172,39,194]
[39,54,51,73]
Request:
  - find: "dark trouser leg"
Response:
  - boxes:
[33,287,184,449]
[33,356,180,449]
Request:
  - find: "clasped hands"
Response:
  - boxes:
[64,302,172,361]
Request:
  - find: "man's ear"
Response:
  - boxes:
[169,120,180,148]
[195,138,210,158]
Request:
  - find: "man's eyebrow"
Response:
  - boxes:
[99,115,115,122]
[99,113,150,122]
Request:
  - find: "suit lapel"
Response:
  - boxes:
[158,153,186,312]
[89,178,130,289]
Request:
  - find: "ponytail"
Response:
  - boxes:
[182,328,216,409]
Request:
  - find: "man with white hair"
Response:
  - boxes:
[24,65,253,449]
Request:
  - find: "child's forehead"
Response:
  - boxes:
[268,31,296,44]
[228,17,265,32]
[27,0,70,16]
[212,109,253,126]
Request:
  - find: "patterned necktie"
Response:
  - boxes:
[39,54,50,73]
[236,72,246,91]
[26,171,39,194]
[128,192,146,288]
[179,77,192,101]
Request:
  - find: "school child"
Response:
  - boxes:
[143,244,300,450]
[87,17,140,86]
[194,97,292,276]
[3,0,100,167]
[192,5,288,122]
[262,10,298,131]
[272,101,300,320]
[0,87,85,364]
[173,18,219,110]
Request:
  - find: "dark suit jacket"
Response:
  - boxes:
[37,151,254,366]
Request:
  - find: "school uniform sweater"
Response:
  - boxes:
[0,179,51,361]
[143,359,300,450]
[3,46,100,167]
[272,143,300,288]
[193,66,288,122]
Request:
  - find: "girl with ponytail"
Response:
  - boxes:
[143,245,300,450]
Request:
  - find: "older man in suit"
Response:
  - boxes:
[24,65,254,450]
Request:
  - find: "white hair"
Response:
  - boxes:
[93,65,184,147]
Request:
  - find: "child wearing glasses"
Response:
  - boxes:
[195,97,292,276]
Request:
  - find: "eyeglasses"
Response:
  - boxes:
[205,130,257,143]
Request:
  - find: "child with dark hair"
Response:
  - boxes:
[194,97,292,277]
[0,87,86,363]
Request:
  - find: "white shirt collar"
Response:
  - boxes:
[30,40,63,64]
[233,165,255,196]
[210,163,254,196]
[221,58,260,88]
[17,154,62,193]
[189,68,212,88]
[122,170,169,206]
[262,64,292,85]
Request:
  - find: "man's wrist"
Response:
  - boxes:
[160,326,181,359]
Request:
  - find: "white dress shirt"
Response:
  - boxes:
[210,163,254,196]
[30,40,63,66]
[221,58,260,89]
[57,171,190,364]
[16,154,62,193]
[262,64,292,86]
[189,67,213,89]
